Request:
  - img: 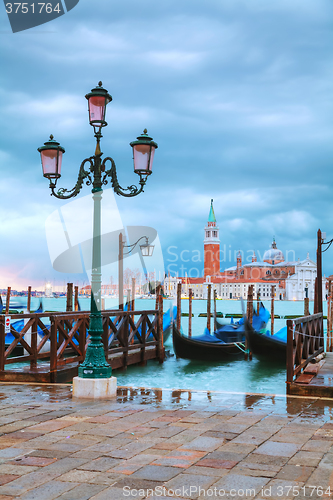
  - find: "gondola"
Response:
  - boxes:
[246,324,286,362]
[172,324,245,361]
[214,304,269,343]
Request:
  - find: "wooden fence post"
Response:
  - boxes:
[30,316,38,370]
[286,319,294,394]
[0,319,5,372]
[50,316,57,383]
[189,288,192,337]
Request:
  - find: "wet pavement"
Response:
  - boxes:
[0,384,331,499]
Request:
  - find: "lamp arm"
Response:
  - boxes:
[123,236,148,255]
[102,157,146,198]
[50,158,94,199]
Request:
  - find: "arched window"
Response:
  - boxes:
[266,270,271,275]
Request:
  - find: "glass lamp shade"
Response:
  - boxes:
[140,243,154,257]
[38,135,65,180]
[130,129,158,175]
[85,81,112,128]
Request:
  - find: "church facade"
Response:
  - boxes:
[164,200,326,301]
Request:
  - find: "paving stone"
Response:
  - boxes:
[163,473,217,499]
[0,476,19,486]
[57,470,101,483]
[232,463,278,478]
[29,449,71,459]
[196,458,238,469]
[288,451,324,467]
[89,486,136,500]
[216,442,257,456]
[212,473,270,496]
[54,482,106,499]
[183,465,229,477]
[180,436,224,452]
[262,479,304,500]
[78,457,121,472]
[131,464,181,481]
[16,480,78,500]
[302,440,333,452]
[0,464,39,476]
[254,441,300,458]
[9,456,57,467]
[3,431,44,440]
[0,448,27,460]
[276,464,314,482]
[152,450,205,469]
[0,457,88,497]
[243,454,288,467]
[107,442,152,459]
[151,441,180,450]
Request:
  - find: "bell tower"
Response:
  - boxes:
[204,199,220,277]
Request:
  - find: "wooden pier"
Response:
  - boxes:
[286,313,333,397]
[0,308,164,384]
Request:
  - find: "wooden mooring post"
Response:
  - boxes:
[177,282,181,331]
[74,286,79,312]
[257,290,260,315]
[158,289,164,363]
[207,284,211,333]
[131,278,135,315]
[327,280,333,352]
[188,288,192,337]
[245,285,253,360]
[213,289,217,331]
[304,287,310,316]
[27,286,31,313]
[5,287,11,314]
[271,285,275,336]
[66,283,73,312]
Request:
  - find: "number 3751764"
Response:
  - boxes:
[5,3,61,14]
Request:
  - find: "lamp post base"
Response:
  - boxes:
[72,376,117,399]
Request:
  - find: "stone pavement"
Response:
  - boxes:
[0,384,331,499]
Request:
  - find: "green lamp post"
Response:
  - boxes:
[38,82,158,379]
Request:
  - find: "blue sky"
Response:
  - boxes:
[0,0,332,289]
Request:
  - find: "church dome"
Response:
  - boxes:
[263,238,284,263]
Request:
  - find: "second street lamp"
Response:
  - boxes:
[38,81,158,380]
[118,235,154,310]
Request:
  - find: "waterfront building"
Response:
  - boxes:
[164,200,326,301]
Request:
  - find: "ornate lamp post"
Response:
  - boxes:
[38,82,158,381]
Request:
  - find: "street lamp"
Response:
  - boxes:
[38,82,158,381]
[118,234,154,309]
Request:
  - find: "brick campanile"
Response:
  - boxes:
[204,199,220,277]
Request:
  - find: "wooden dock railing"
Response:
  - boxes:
[286,313,324,394]
[0,308,163,383]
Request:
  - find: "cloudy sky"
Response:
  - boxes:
[0,0,332,290]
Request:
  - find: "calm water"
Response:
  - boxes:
[9,296,326,396]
